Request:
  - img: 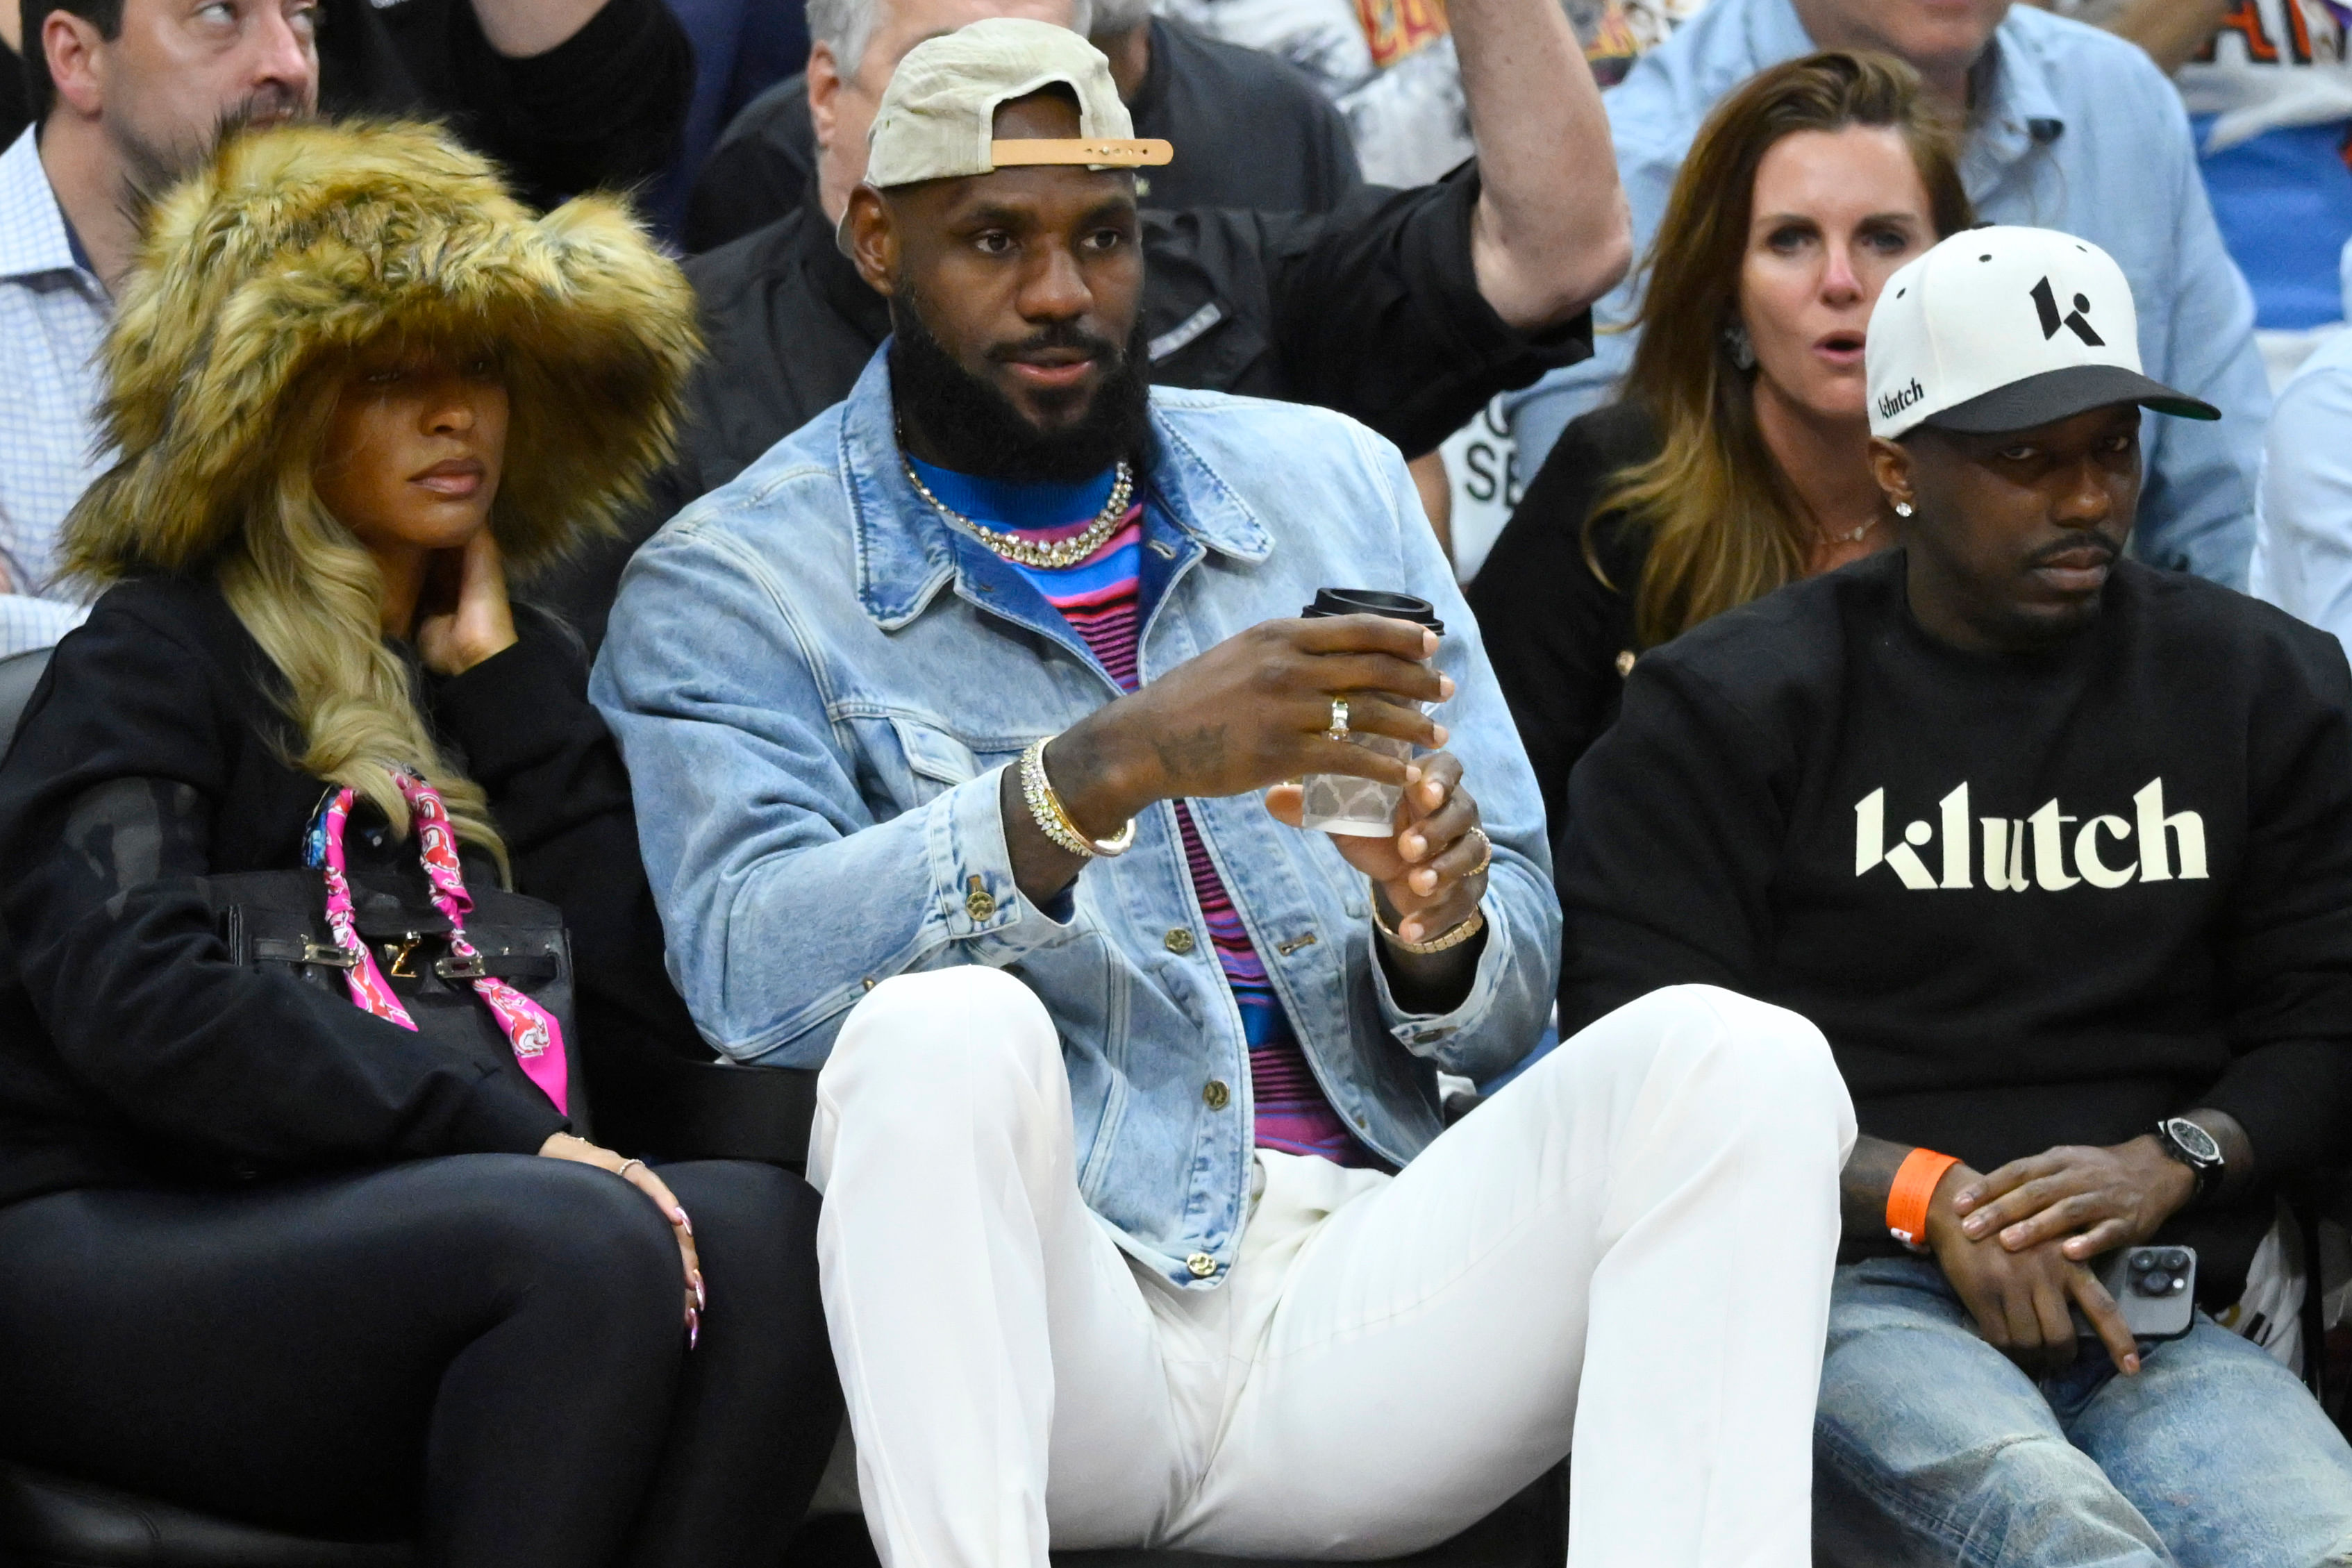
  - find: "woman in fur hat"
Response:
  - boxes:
[0,122,839,1565]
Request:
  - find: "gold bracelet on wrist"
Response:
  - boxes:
[1371,899,1485,956]
[1020,736,1135,860]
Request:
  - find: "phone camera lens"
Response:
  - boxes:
[2142,1271,2174,1296]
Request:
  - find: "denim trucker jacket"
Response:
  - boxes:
[591,351,1560,1288]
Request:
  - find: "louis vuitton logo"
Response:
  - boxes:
[2031,277,2105,347]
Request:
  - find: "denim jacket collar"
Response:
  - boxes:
[836,349,1272,633]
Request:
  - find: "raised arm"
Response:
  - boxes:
[1455,0,1630,328]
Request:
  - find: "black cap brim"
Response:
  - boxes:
[1921,363,2221,435]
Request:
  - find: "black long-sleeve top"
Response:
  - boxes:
[1465,401,1658,840]
[2,0,690,206]
[0,576,701,1210]
[1556,551,2352,1302]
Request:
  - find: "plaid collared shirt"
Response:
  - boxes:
[0,126,106,659]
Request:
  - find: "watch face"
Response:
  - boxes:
[2165,1117,2222,1165]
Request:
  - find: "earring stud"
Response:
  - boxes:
[1894,501,1914,518]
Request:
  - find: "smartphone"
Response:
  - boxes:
[2071,1245,2196,1343]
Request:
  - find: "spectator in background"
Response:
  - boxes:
[646,0,808,239]
[686,0,1358,250]
[1469,51,1971,835]
[1558,226,2352,1567]
[596,31,1853,1562]
[2254,238,2352,649]
[535,0,1628,644]
[1503,0,2273,591]
[0,119,839,1566]
[0,0,691,658]
[2048,0,2352,351]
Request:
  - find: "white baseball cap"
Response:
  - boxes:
[1865,226,2219,440]
[865,18,1174,190]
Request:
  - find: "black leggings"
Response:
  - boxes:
[0,1156,841,1568]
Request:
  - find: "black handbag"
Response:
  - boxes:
[204,845,592,1138]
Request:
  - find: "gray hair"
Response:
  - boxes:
[810,0,1100,78]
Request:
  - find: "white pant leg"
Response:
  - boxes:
[809,967,1185,1568]
[1174,984,1857,1568]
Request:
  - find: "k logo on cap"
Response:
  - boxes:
[1865,226,2218,441]
[2030,278,2104,347]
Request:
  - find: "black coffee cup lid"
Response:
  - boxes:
[1301,587,1443,636]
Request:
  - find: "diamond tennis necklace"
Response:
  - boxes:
[900,453,1136,571]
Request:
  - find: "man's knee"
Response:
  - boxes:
[821,967,1063,1140]
[1561,983,1851,1133]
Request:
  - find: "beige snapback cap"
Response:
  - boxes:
[865,17,1174,190]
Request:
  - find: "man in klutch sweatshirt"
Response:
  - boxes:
[1560,226,2352,1567]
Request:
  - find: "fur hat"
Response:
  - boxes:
[66,119,701,581]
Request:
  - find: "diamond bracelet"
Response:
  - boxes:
[1020,737,1135,860]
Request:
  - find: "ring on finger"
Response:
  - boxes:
[1326,697,1350,742]
[1465,827,1492,878]
[615,1158,645,1181]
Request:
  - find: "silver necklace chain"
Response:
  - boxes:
[900,453,1136,571]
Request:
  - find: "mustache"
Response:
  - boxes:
[2027,534,2119,569]
[986,323,1124,365]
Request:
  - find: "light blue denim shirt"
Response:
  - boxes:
[591,352,1560,1288]
[1502,0,2269,590]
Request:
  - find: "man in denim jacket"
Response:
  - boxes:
[595,22,1855,1566]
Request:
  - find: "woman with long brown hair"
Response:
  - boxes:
[1469,49,1974,834]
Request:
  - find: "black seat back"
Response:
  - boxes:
[0,647,53,754]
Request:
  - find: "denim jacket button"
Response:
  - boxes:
[1203,1078,1230,1110]
[1185,1252,1218,1278]
[963,882,997,922]
[1165,927,1196,955]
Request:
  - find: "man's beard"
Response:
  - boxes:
[888,286,1151,485]
[113,92,310,201]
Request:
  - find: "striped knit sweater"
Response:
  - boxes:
[910,455,1368,1166]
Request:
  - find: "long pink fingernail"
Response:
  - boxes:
[693,1271,707,1310]
[687,1309,700,1351]
[674,1208,692,1235]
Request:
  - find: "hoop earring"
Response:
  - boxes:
[1894,501,1915,517]
[1722,322,1756,371]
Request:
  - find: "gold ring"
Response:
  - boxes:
[1466,828,1492,878]
[616,1158,645,1180]
[1326,697,1351,742]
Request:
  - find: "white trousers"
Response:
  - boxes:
[810,971,1856,1568]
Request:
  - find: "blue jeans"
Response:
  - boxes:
[1815,1256,2352,1567]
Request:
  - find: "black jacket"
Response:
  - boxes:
[1557,551,2352,1301]
[683,19,1362,253]
[3,0,690,206]
[537,165,1595,647]
[1466,401,1658,840]
[0,577,700,1211]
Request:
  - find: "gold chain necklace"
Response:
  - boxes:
[901,453,1135,571]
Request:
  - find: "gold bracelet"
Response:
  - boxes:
[1371,900,1485,956]
[1019,736,1135,859]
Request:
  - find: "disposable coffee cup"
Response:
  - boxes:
[1297,589,1444,837]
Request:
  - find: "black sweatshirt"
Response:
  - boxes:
[3,0,690,208]
[0,576,702,1211]
[1556,551,2352,1301]
[1465,401,1658,840]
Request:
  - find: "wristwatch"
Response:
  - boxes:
[2153,1116,2226,1210]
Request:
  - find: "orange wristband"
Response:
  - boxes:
[1886,1148,1960,1251]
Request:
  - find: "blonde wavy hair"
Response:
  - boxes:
[1597,51,1974,648]
[63,119,699,866]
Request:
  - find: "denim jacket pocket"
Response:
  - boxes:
[889,715,983,805]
